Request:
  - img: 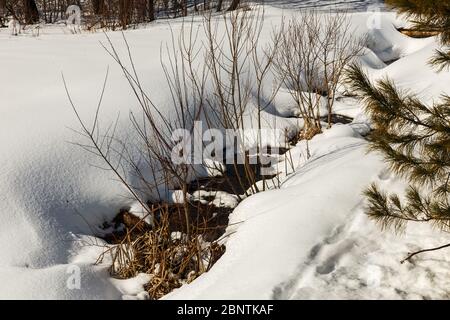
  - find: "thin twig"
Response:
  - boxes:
[401,242,450,264]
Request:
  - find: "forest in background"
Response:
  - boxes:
[0,0,244,29]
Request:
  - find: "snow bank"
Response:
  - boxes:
[166,126,385,299]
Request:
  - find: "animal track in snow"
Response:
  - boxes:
[272,203,364,299]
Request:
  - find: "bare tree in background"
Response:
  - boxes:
[1,0,244,29]
[23,0,39,23]
[181,0,187,16]
[216,0,242,12]
[147,0,155,21]
[92,0,104,14]
[216,0,223,11]
[227,0,240,11]
[0,0,6,26]
[2,0,39,24]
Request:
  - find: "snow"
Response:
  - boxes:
[1,4,450,300]
[191,190,239,209]
[0,22,178,299]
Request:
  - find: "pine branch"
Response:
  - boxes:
[348,3,450,261]
[386,0,450,44]
[348,64,450,186]
[429,49,450,72]
[365,183,450,233]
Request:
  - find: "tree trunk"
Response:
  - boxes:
[181,0,187,17]
[227,0,241,11]
[23,0,39,24]
[193,0,198,12]
[92,0,105,15]
[216,0,224,12]
[0,0,5,26]
[119,0,132,29]
[148,0,155,21]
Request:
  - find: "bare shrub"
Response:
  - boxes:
[163,6,286,194]
[272,10,363,139]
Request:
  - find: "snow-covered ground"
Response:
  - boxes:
[1,4,450,300]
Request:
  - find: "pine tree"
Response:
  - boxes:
[386,1,450,40]
[386,0,450,68]
[347,2,450,262]
[348,63,450,262]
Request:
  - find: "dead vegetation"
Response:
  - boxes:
[98,205,226,299]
